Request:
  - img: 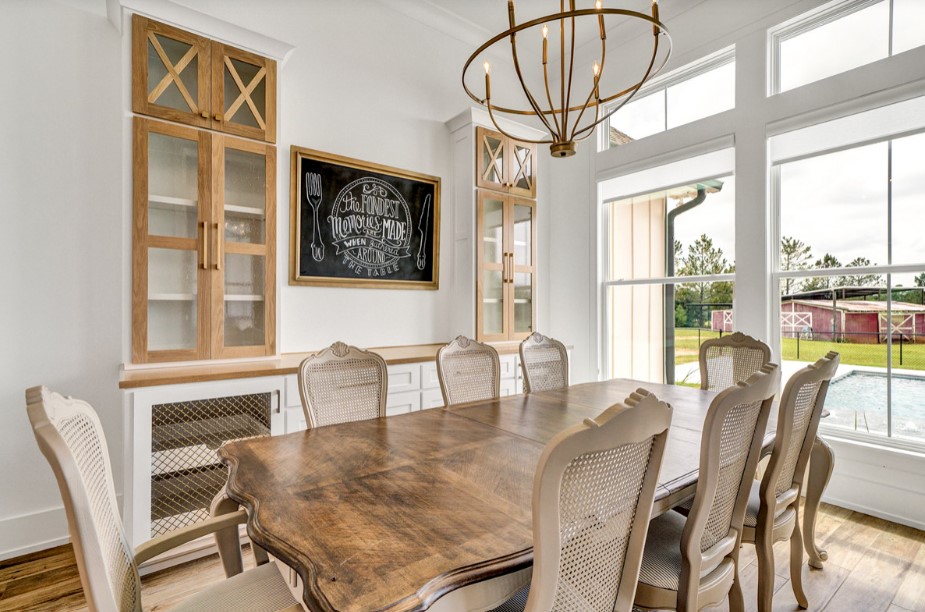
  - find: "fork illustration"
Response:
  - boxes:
[306,172,324,262]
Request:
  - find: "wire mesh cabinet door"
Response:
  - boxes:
[124,377,285,550]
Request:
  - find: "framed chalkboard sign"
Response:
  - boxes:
[289,147,440,289]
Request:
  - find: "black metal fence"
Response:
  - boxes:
[786,330,924,370]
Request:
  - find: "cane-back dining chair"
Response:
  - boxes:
[519,332,569,393]
[743,352,840,611]
[25,386,300,612]
[297,341,388,428]
[491,389,673,612]
[634,364,781,612]
[436,335,501,406]
[699,331,772,392]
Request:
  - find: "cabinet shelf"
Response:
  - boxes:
[224,294,265,302]
[150,194,197,209]
[149,293,196,301]
[225,203,265,217]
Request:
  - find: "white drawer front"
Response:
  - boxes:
[284,374,302,409]
[286,408,307,433]
[421,388,445,409]
[499,354,518,379]
[421,362,440,389]
[388,364,421,394]
[386,391,422,416]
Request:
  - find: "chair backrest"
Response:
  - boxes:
[26,386,142,612]
[519,332,569,394]
[436,335,501,406]
[699,331,772,392]
[524,389,672,612]
[762,352,840,508]
[297,342,388,428]
[681,364,780,591]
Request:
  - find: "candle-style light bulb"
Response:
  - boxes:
[595,0,602,9]
[483,61,491,74]
[651,0,659,35]
[484,62,491,100]
[593,62,600,77]
[542,25,548,64]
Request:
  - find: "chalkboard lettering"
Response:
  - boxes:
[290,147,440,289]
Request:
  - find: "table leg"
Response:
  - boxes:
[804,436,833,569]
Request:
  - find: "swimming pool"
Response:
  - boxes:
[824,370,925,440]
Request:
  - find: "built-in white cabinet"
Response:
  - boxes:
[279,354,523,433]
[125,376,285,550]
[123,351,526,562]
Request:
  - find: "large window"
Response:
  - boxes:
[773,0,925,94]
[773,104,925,446]
[601,151,735,386]
[602,47,734,149]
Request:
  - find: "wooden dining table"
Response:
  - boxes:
[218,378,833,611]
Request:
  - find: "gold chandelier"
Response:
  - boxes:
[462,1,671,158]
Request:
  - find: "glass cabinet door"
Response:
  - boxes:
[133,118,209,362]
[476,127,508,192]
[211,43,276,144]
[510,199,536,337]
[478,191,508,340]
[508,141,537,198]
[211,136,276,358]
[132,15,210,128]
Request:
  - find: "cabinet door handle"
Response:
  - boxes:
[200,111,209,119]
[508,253,515,283]
[501,252,507,283]
[213,222,222,270]
[199,222,208,269]
[214,113,223,122]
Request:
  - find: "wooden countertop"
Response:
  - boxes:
[119,342,523,389]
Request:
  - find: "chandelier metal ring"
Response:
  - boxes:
[462,5,671,156]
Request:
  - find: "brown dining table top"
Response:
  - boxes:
[218,378,777,612]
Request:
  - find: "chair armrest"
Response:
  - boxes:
[133,509,248,567]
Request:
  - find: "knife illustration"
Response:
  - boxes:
[416,194,431,271]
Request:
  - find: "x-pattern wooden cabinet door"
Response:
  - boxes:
[211,43,277,144]
[132,16,211,128]
[475,127,537,198]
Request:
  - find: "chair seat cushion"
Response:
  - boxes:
[743,480,791,529]
[173,561,299,612]
[638,510,686,591]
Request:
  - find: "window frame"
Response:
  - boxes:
[599,45,736,150]
[769,0,893,95]
[770,121,925,451]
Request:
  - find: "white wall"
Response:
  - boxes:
[0,0,542,559]
[0,0,123,558]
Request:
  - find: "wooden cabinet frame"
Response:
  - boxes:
[132,15,277,144]
[133,118,276,363]
[475,126,537,198]
[476,190,537,342]
[211,43,277,143]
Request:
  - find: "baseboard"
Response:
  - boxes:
[0,505,70,561]
[822,493,925,532]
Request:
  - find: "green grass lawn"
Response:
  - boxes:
[673,328,925,370]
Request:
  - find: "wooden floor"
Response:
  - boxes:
[1,503,923,611]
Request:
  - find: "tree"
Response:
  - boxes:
[672,239,683,274]
[675,235,733,326]
[838,257,883,288]
[800,253,842,291]
[915,272,925,288]
[780,236,812,295]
